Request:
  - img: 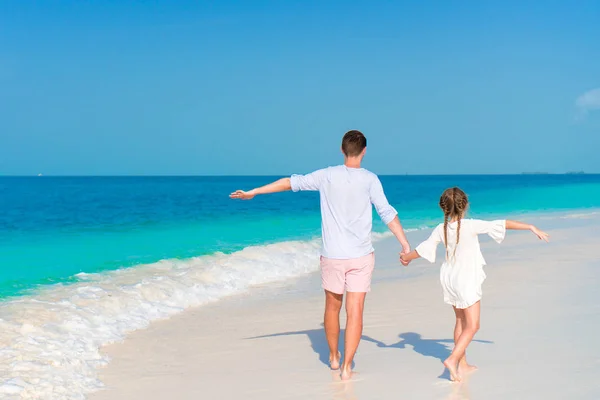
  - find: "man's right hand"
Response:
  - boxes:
[229,190,256,200]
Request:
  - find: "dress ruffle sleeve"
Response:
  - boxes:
[416,226,442,263]
[471,219,506,243]
[488,220,506,243]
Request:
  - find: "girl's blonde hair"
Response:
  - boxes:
[439,187,469,258]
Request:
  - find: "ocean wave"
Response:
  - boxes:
[0,232,397,399]
[559,211,600,219]
[0,237,345,399]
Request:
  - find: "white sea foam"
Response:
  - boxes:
[559,211,600,219]
[0,234,394,399]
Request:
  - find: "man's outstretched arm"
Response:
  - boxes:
[230,178,291,200]
[230,169,325,200]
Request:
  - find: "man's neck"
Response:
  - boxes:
[344,157,362,169]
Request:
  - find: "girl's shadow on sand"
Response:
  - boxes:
[362,332,493,380]
[248,330,492,381]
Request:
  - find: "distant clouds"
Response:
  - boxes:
[575,88,600,120]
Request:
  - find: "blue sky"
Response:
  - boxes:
[1,1,599,175]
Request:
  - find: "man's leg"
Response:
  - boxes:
[341,291,366,380]
[340,253,374,380]
[324,289,343,369]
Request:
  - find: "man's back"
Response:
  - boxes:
[291,165,397,259]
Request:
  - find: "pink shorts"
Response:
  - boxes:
[320,252,375,294]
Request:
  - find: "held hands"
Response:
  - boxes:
[399,253,411,266]
[530,225,550,242]
[399,245,411,267]
[229,190,256,200]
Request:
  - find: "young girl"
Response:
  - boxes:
[400,187,549,382]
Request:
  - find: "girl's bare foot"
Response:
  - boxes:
[443,358,462,382]
[329,351,341,370]
[458,362,478,375]
[340,365,353,380]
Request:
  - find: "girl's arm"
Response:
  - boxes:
[400,225,442,266]
[506,220,550,242]
[400,249,421,264]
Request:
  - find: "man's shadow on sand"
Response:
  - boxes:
[247,326,350,368]
[248,330,492,381]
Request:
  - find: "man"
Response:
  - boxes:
[230,130,410,379]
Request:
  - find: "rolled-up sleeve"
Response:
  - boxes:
[290,168,327,192]
[369,176,398,224]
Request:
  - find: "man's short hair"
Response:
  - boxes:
[341,130,367,157]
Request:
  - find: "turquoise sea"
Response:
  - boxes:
[2,174,600,298]
[1,174,600,397]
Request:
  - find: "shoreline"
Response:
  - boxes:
[90,213,600,400]
[1,207,597,302]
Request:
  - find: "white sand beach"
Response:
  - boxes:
[91,213,600,400]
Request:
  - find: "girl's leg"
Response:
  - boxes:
[444,301,481,382]
[453,307,477,374]
[452,307,466,365]
[452,306,463,345]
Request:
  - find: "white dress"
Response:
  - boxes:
[415,219,506,309]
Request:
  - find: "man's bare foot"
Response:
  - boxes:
[340,365,353,380]
[443,358,461,382]
[329,351,341,370]
[458,362,478,375]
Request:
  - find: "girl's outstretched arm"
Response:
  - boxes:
[506,220,550,242]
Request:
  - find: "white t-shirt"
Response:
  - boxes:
[290,165,397,259]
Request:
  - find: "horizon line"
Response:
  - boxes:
[0,172,597,178]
